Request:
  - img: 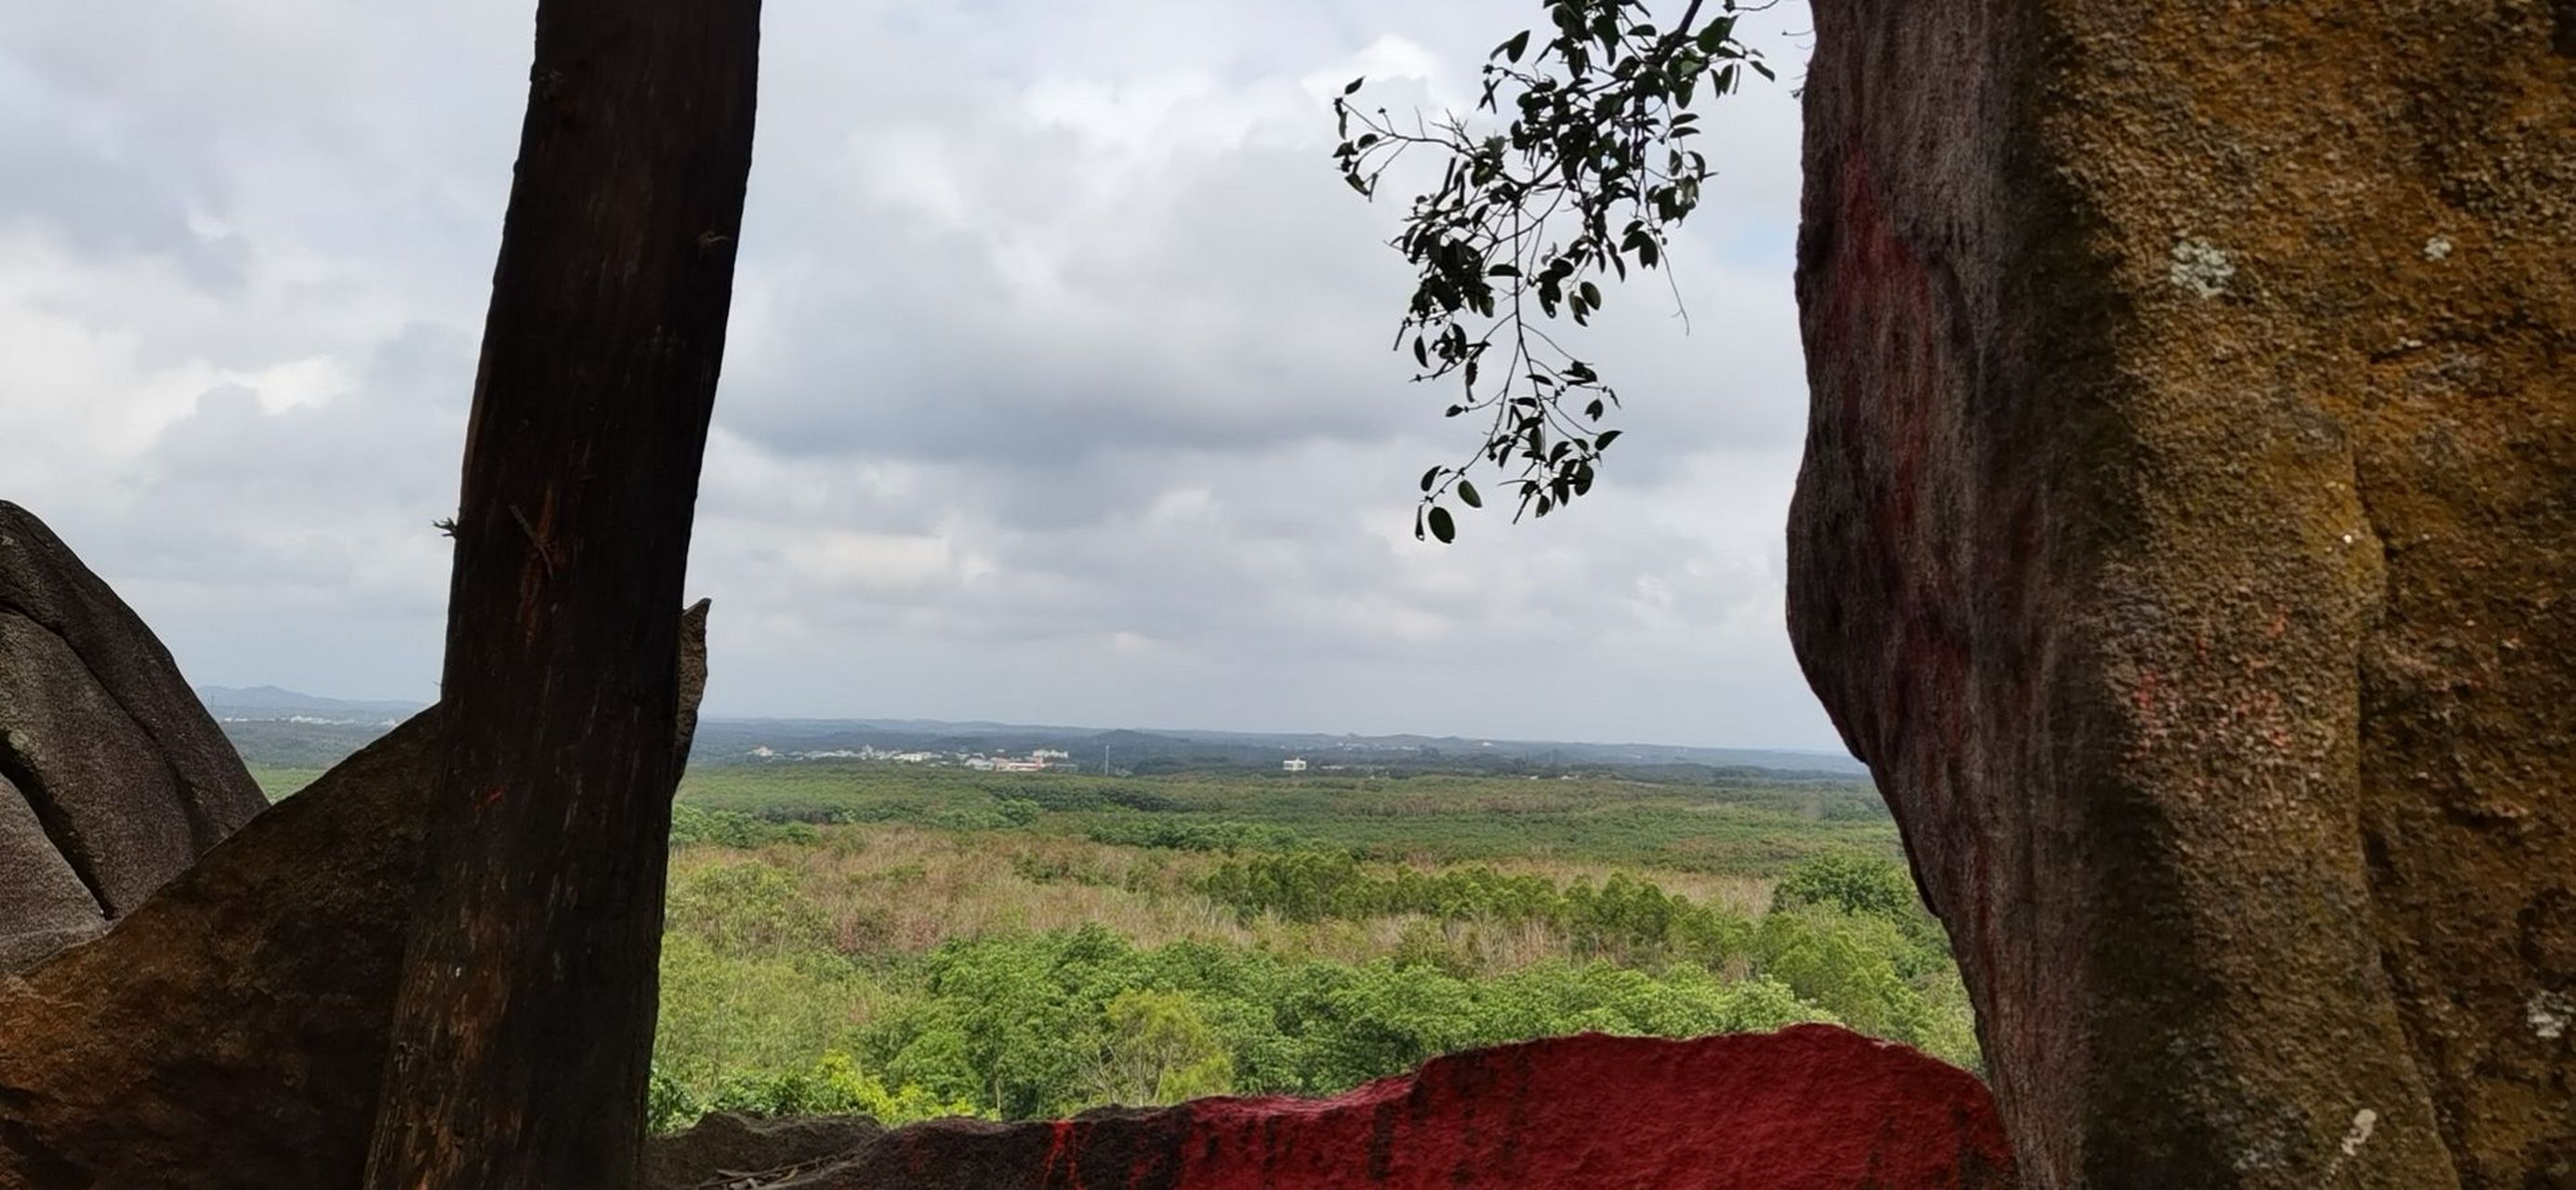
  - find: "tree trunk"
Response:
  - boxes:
[361,2,760,1185]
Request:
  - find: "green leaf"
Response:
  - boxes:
[1457,480,1483,509]
[1593,429,1621,451]
[1695,18,1736,55]
[1420,465,1444,493]
[1499,30,1532,62]
[1579,280,1601,308]
[1343,76,1366,95]
[1427,506,1457,544]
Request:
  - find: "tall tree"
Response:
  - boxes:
[362,2,760,1185]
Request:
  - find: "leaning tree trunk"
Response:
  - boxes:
[362,2,760,1186]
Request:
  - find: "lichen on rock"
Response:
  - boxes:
[1789,2,2575,1184]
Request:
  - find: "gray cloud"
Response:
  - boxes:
[0,0,1841,749]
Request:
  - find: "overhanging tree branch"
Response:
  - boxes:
[1332,0,1773,542]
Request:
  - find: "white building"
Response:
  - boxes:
[1282,758,1308,773]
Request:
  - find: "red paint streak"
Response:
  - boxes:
[476,786,505,811]
[1160,1026,2009,1189]
[1039,1118,1084,1189]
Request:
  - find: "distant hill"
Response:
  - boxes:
[195,685,421,723]
[199,687,1866,779]
[679,720,1865,777]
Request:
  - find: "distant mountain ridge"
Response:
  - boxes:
[686,719,1861,775]
[198,686,1866,776]
[195,685,423,721]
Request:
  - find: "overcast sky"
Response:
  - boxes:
[0,0,1839,751]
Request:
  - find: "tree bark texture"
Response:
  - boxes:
[362,3,759,1186]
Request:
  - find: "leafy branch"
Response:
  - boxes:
[1332,0,1773,543]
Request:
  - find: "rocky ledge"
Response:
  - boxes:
[648,1025,2015,1190]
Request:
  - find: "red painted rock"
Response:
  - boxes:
[1789,1,2575,1185]
[655,1026,2013,1189]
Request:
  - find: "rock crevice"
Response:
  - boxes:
[0,504,269,971]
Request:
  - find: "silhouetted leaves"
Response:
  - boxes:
[1331,0,1770,541]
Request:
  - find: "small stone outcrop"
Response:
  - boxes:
[644,1113,886,1190]
[0,602,709,1190]
[0,502,270,972]
[645,1026,2015,1190]
[1789,2,2573,1185]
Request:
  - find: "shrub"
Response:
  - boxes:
[669,802,819,848]
[646,1053,978,1133]
[1196,853,1753,971]
[1770,852,1920,919]
[1084,820,1301,853]
[1090,989,1235,1104]
[666,862,832,959]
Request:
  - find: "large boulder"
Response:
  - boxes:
[0,502,269,970]
[1788,2,2574,1185]
[0,602,708,1190]
[647,1026,2014,1190]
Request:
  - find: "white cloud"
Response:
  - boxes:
[0,0,1842,749]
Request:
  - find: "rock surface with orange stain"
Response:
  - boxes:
[1787,1,2575,1184]
[647,1026,2014,1190]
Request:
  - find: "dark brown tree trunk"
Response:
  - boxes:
[361,2,759,1185]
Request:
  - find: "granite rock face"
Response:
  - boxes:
[0,502,269,971]
[0,711,443,1189]
[648,1026,2014,1190]
[1788,3,2574,1185]
[0,602,709,1190]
